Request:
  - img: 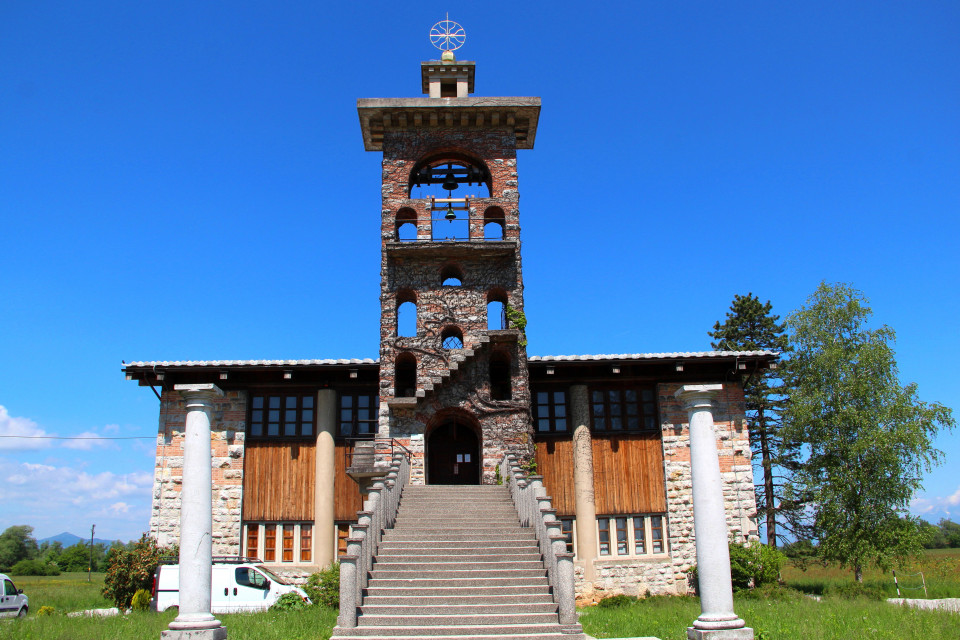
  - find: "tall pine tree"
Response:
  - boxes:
[710,293,802,546]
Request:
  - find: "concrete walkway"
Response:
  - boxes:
[887,597,960,613]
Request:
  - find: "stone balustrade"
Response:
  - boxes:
[499,454,581,634]
[336,453,410,629]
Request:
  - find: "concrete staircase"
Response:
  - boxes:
[331,485,582,640]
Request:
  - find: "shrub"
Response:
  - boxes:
[596,594,637,608]
[734,583,805,601]
[729,542,785,590]
[131,588,152,611]
[304,563,340,608]
[102,534,164,609]
[271,591,309,611]
[38,605,55,616]
[823,581,886,600]
[10,558,60,576]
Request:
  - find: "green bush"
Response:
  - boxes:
[131,588,152,611]
[102,534,164,609]
[729,542,785,590]
[304,563,339,608]
[596,594,637,608]
[271,591,309,611]
[37,605,55,616]
[823,581,886,600]
[734,583,805,601]
[10,558,60,576]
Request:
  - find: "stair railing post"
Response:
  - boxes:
[337,529,365,628]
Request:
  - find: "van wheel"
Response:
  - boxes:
[17,607,27,618]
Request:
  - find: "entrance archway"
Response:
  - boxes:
[427,416,480,485]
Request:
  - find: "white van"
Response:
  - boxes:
[0,574,28,618]
[152,559,309,613]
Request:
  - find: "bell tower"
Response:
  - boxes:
[358,20,540,485]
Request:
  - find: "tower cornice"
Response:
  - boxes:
[357,97,541,151]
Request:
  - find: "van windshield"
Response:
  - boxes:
[256,566,289,585]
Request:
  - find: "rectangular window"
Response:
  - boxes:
[614,517,629,555]
[632,516,646,555]
[248,393,315,439]
[532,389,569,433]
[336,523,351,557]
[263,524,276,562]
[597,517,611,556]
[338,393,379,438]
[246,524,259,559]
[282,525,294,562]
[589,387,657,432]
[300,525,312,563]
[559,518,574,554]
[651,515,665,553]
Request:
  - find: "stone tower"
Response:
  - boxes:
[358,50,541,485]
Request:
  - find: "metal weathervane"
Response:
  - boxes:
[429,14,466,52]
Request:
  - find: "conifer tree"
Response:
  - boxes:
[710,293,801,546]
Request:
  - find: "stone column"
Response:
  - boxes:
[315,389,337,567]
[164,384,227,640]
[676,385,752,640]
[570,384,597,583]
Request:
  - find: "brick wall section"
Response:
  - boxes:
[574,381,757,599]
[377,127,534,481]
[149,389,246,556]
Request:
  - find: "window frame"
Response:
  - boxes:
[588,385,659,433]
[247,391,317,440]
[532,388,570,434]
[337,391,379,439]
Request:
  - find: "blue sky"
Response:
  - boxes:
[1,2,957,542]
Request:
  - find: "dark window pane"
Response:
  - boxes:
[593,404,604,417]
[592,391,603,402]
[341,396,353,408]
[302,396,314,408]
[284,423,296,436]
[555,405,566,418]
[626,403,638,415]
[268,423,279,436]
[642,389,654,401]
[358,396,369,408]
[625,389,637,402]
[302,410,313,424]
[339,423,350,436]
[608,389,620,402]
[269,397,281,409]
[645,417,656,429]
[302,423,313,437]
[537,392,548,403]
[610,417,622,430]
[252,397,264,409]
[269,410,280,422]
[285,410,297,423]
[628,417,640,429]
[252,410,263,422]
[553,391,566,404]
[538,419,550,431]
[358,409,369,422]
[341,410,352,422]
[555,418,566,431]
[251,423,262,437]
[610,404,621,416]
[643,402,656,415]
[286,396,297,408]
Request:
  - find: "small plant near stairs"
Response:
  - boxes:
[505,304,528,346]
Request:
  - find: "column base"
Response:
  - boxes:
[687,627,753,640]
[161,627,227,640]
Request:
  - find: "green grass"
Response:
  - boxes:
[7,573,113,613]
[580,594,960,640]
[781,548,960,598]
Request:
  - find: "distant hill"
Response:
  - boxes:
[38,532,121,547]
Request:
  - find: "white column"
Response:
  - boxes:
[315,389,337,568]
[164,384,226,640]
[675,385,752,640]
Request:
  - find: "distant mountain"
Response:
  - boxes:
[38,532,121,547]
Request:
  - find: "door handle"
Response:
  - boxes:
[224,588,228,596]
[233,588,237,596]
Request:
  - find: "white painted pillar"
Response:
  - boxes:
[676,385,751,640]
[315,389,337,568]
[164,384,227,640]
[570,384,598,583]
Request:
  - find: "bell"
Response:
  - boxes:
[445,204,456,221]
[441,172,459,192]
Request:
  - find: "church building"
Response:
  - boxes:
[123,39,775,599]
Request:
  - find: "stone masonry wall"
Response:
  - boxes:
[149,389,246,556]
[573,381,757,599]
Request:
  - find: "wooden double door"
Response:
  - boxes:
[427,420,480,484]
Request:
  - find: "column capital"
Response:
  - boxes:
[675,384,723,411]
[175,383,224,405]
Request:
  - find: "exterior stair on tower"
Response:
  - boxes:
[330,484,583,640]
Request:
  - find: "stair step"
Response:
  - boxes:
[362,594,552,606]
[370,569,546,580]
[373,561,544,572]
[332,623,572,637]
[357,613,559,626]
[366,577,549,588]
[377,540,537,550]
[360,603,558,616]
[333,634,573,640]
[374,553,542,563]
[381,533,536,542]
[363,585,552,598]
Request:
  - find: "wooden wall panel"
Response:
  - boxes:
[593,433,667,514]
[535,433,667,517]
[335,442,364,521]
[534,438,575,516]
[243,442,315,521]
